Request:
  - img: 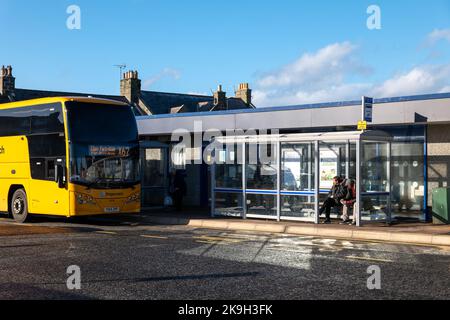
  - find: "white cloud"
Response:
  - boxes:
[253,83,371,107]
[427,28,450,45]
[187,91,208,96]
[257,42,370,89]
[372,65,450,97]
[253,42,372,106]
[143,68,181,89]
[253,41,450,107]
[440,86,450,93]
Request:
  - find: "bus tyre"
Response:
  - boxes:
[11,189,29,223]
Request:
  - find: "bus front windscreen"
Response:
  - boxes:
[66,102,140,188]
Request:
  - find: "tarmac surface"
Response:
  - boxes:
[0,214,449,300]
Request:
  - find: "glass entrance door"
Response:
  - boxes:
[141,145,168,209]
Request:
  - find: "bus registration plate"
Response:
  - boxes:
[104,207,120,213]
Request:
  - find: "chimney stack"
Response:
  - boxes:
[213,85,227,110]
[120,70,141,105]
[235,82,252,106]
[0,65,15,98]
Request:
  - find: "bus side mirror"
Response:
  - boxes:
[55,164,66,188]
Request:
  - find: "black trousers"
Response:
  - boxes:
[172,191,184,211]
[319,198,339,220]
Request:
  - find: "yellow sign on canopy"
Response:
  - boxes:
[358,121,367,130]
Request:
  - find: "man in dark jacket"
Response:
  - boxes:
[170,170,187,212]
[319,176,346,224]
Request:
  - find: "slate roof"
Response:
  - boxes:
[0,88,253,116]
[0,95,11,104]
[139,90,251,115]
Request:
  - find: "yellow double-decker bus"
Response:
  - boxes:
[0,97,141,223]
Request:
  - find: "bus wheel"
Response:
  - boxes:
[11,189,29,223]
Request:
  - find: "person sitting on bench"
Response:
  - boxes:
[319,176,346,224]
[340,179,357,225]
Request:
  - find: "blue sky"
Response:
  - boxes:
[1,0,450,106]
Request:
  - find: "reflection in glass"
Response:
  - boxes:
[361,142,389,193]
[144,149,165,187]
[280,195,316,221]
[246,194,277,216]
[391,142,424,219]
[361,195,389,221]
[281,143,315,192]
[215,144,242,189]
[246,144,277,190]
[215,192,243,217]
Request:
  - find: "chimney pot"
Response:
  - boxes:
[235,82,252,107]
[213,84,227,110]
[120,69,141,105]
[1,64,15,97]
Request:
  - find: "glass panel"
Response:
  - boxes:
[281,143,315,191]
[215,144,242,189]
[0,107,31,136]
[280,195,316,221]
[246,143,277,190]
[28,134,66,158]
[246,194,277,217]
[66,102,138,143]
[361,141,390,222]
[215,192,243,217]
[361,195,389,221]
[31,103,65,134]
[349,143,357,180]
[69,144,140,188]
[391,142,425,220]
[143,148,166,188]
[361,142,389,193]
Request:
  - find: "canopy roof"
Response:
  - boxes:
[215,130,392,144]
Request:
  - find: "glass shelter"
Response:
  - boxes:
[211,131,393,227]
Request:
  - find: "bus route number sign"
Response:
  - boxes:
[89,146,130,157]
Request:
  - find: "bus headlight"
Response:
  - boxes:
[126,193,140,204]
[76,193,96,205]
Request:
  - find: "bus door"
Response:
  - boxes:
[29,157,69,216]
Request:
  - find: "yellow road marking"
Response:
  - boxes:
[141,235,169,240]
[193,236,243,243]
[195,240,231,246]
[346,256,393,263]
[96,231,117,235]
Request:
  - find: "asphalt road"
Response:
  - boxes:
[0,215,449,300]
